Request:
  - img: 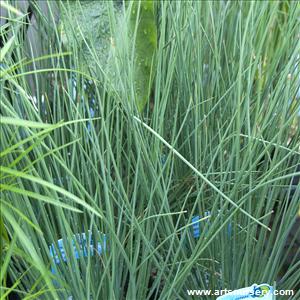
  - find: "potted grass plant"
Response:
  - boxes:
[1,0,299,299]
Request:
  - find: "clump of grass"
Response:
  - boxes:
[1,1,299,299]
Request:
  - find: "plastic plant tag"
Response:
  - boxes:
[49,230,107,269]
[216,283,274,299]
[49,231,104,299]
[191,215,201,238]
[191,211,232,239]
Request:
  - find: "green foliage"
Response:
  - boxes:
[1,0,299,299]
[128,0,157,112]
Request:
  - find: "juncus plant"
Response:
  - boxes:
[1,1,299,299]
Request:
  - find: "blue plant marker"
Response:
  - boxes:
[190,211,232,239]
[49,231,107,273]
[191,215,201,238]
